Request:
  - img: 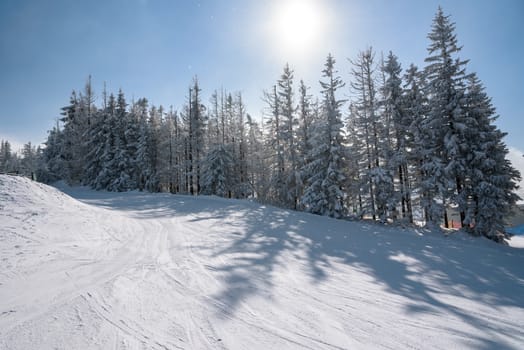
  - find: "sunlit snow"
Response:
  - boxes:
[1,175,523,349]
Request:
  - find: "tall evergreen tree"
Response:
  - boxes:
[349,48,381,220]
[245,113,265,198]
[423,7,471,227]
[135,98,150,191]
[264,85,286,205]
[201,143,234,197]
[462,74,521,241]
[0,140,11,173]
[381,51,413,222]
[296,80,314,209]
[302,54,346,218]
[403,64,429,223]
[277,64,299,208]
[109,89,136,191]
[187,78,207,195]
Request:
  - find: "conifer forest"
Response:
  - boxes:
[2,8,520,242]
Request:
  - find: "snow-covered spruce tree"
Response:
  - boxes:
[59,77,95,184]
[232,93,250,198]
[296,80,315,209]
[461,74,521,241]
[201,143,234,197]
[173,105,187,194]
[145,105,162,192]
[187,78,207,195]
[208,90,222,148]
[83,107,104,187]
[94,93,118,190]
[125,99,141,189]
[109,90,135,191]
[179,103,192,194]
[302,54,346,218]
[263,85,286,205]
[422,7,471,227]
[157,108,178,193]
[205,89,253,198]
[133,98,150,191]
[300,110,329,215]
[245,113,266,199]
[381,51,413,222]
[41,125,65,182]
[277,64,299,209]
[20,142,37,179]
[79,77,96,184]
[59,91,81,183]
[345,104,365,217]
[403,64,429,223]
[349,48,383,220]
[0,140,14,173]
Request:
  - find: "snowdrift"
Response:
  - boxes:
[1,175,523,349]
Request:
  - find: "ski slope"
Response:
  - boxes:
[1,175,523,349]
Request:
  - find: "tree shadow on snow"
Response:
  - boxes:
[187,200,524,349]
[62,188,524,349]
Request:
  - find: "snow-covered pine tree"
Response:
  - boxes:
[208,90,222,148]
[145,105,162,192]
[59,77,95,184]
[201,143,234,197]
[79,76,96,184]
[125,98,140,189]
[84,107,105,187]
[300,110,329,215]
[41,125,64,182]
[302,54,346,218]
[381,51,413,222]
[296,80,314,209]
[158,108,178,192]
[233,93,250,198]
[94,93,118,190]
[187,78,207,195]
[109,90,135,191]
[179,102,191,194]
[422,7,471,227]
[133,98,149,191]
[349,48,382,220]
[461,74,521,241]
[403,64,431,224]
[345,104,365,217]
[245,113,265,199]
[172,107,186,193]
[263,85,286,205]
[0,140,12,173]
[321,54,347,218]
[20,142,37,179]
[277,64,299,209]
[59,91,80,183]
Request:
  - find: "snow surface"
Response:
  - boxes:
[1,175,523,349]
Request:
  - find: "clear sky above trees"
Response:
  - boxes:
[0,0,522,153]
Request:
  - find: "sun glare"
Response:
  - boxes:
[269,0,326,59]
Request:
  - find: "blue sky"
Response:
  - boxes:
[1,0,523,156]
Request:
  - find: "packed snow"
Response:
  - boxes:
[1,175,523,349]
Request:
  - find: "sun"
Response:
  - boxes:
[269,0,326,59]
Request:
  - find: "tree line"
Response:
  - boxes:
[5,8,520,242]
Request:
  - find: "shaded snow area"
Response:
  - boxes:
[1,175,523,349]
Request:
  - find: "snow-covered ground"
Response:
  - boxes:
[1,175,523,349]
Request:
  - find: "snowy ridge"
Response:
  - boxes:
[1,175,524,349]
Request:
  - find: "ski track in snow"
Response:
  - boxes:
[1,175,523,349]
